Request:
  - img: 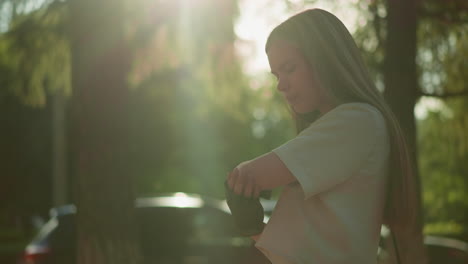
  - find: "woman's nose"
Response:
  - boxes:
[277,77,288,92]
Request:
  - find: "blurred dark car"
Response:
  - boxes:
[18,193,270,264]
[425,235,468,264]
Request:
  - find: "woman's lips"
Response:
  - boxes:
[285,95,296,103]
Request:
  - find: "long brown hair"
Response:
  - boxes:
[266,8,424,262]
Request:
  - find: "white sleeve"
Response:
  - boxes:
[272,104,383,199]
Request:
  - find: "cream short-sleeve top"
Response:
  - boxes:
[255,103,390,264]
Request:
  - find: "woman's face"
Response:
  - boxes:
[267,40,334,114]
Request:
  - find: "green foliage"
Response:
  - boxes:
[0,2,70,107]
[415,2,468,238]
[418,98,468,237]
[418,14,468,96]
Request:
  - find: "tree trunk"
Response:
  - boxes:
[51,91,68,207]
[383,0,419,165]
[383,0,426,262]
[69,0,141,263]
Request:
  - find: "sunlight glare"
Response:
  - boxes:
[235,0,359,76]
[415,97,453,120]
[137,196,204,208]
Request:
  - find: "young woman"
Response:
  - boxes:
[225,8,426,264]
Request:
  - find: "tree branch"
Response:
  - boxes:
[419,9,468,24]
[420,90,468,98]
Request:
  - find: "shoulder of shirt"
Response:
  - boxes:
[304,102,386,132]
[322,102,382,121]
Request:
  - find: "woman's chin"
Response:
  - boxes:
[293,106,313,114]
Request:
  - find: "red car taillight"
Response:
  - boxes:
[21,246,50,264]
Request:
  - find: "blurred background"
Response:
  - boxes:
[0,0,467,263]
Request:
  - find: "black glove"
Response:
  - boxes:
[224,181,267,236]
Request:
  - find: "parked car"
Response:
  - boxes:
[425,235,468,264]
[18,193,270,264]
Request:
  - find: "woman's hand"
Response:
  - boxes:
[226,161,262,198]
